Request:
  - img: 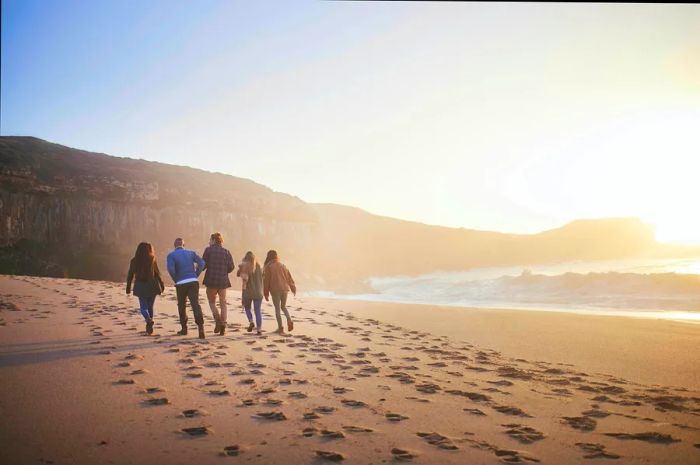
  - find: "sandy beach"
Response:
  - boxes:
[1,275,699,465]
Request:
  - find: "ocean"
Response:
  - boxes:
[310,257,700,322]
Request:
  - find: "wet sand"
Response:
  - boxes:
[0,275,698,465]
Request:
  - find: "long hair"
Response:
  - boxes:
[264,249,278,266]
[132,242,156,279]
[242,251,256,270]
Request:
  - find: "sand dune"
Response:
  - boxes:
[0,275,699,465]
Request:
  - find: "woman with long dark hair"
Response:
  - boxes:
[262,249,296,335]
[126,242,165,335]
[237,251,263,335]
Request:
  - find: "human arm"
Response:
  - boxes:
[154,262,165,294]
[166,253,177,282]
[263,265,270,301]
[201,248,209,272]
[126,261,134,294]
[227,250,235,274]
[194,251,205,277]
[285,266,297,296]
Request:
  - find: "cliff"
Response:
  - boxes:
[0,136,676,291]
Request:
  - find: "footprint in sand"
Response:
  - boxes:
[181,409,205,418]
[302,425,320,436]
[604,432,679,444]
[222,445,240,457]
[501,424,545,444]
[386,413,409,422]
[576,442,621,459]
[562,416,597,432]
[315,451,344,462]
[181,426,210,436]
[492,405,532,418]
[315,405,336,414]
[391,448,417,462]
[416,432,459,450]
[254,411,287,421]
[209,389,230,396]
[320,429,345,440]
[342,425,373,433]
[144,398,169,406]
[113,379,136,385]
[341,399,366,408]
[415,383,441,394]
[464,408,487,416]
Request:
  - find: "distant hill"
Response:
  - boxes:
[0,136,689,291]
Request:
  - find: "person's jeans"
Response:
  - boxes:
[176,281,204,326]
[270,290,291,330]
[243,294,263,330]
[138,295,156,321]
[206,287,227,324]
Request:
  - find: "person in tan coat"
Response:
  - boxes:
[263,249,296,334]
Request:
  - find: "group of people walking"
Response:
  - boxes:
[125,233,296,339]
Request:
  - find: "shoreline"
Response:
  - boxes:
[305,291,700,324]
[301,295,700,391]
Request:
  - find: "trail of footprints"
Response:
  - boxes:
[7,275,700,463]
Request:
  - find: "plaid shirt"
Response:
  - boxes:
[202,244,235,289]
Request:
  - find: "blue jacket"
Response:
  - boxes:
[166,247,205,284]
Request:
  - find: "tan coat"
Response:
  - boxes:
[263,259,296,297]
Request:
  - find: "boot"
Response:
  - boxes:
[198,324,205,339]
[176,323,188,336]
[146,319,154,335]
[246,321,255,333]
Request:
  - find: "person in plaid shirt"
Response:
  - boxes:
[202,232,235,335]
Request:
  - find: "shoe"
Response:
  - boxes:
[287,319,294,332]
[176,325,188,336]
[256,330,262,336]
[198,324,205,339]
[247,321,255,332]
[146,319,154,335]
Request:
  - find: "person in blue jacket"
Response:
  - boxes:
[166,237,206,338]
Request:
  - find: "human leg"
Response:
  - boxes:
[137,296,151,322]
[243,293,254,332]
[175,284,188,335]
[145,295,156,335]
[186,282,205,338]
[206,287,222,332]
[271,291,283,332]
[253,298,263,332]
[278,291,292,331]
[218,288,227,325]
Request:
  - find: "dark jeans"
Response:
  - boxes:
[176,281,204,326]
[243,294,263,330]
[137,295,156,322]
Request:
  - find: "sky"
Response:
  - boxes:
[3,1,700,242]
